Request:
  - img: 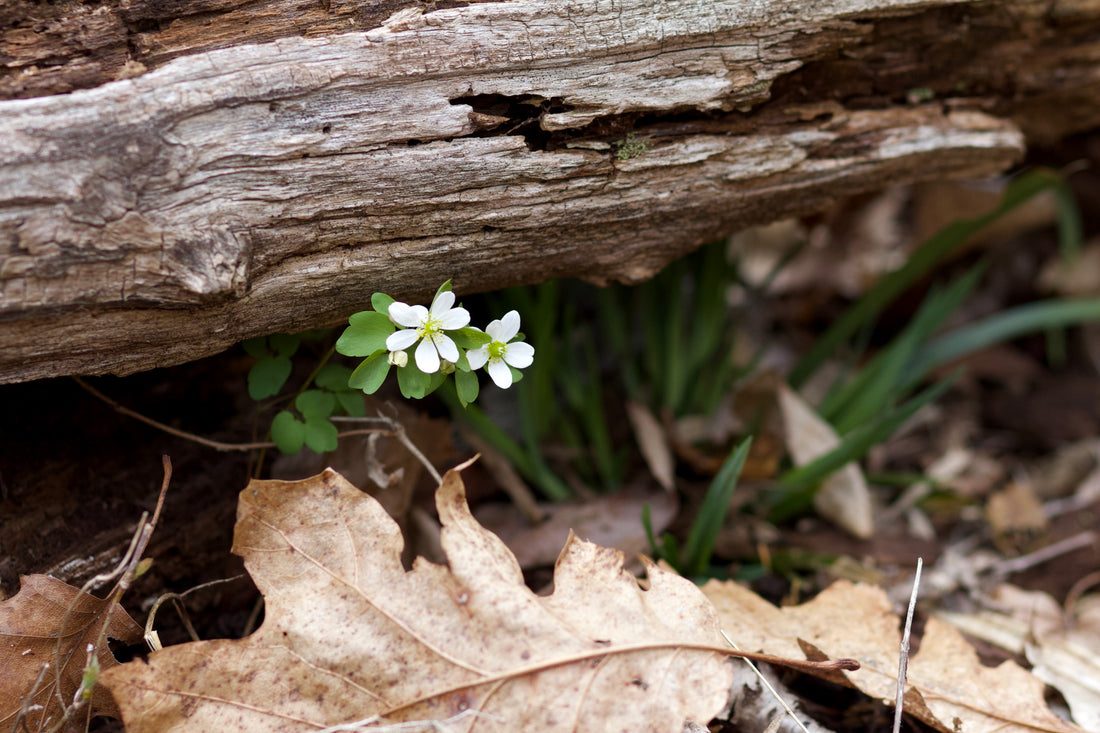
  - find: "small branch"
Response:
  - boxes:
[994,531,1096,575]
[73,377,398,454]
[38,457,173,733]
[73,377,273,452]
[893,557,922,733]
[144,575,247,650]
[332,415,443,485]
[721,630,810,733]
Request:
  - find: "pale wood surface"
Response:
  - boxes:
[1,0,1097,383]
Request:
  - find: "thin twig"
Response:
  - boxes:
[11,661,51,733]
[242,596,265,637]
[994,531,1096,575]
[38,457,173,733]
[75,377,399,453]
[721,630,811,733]
[144,575,247,650]
[893,557,922,733]
[316,709,500,732]
[332,414,444,485]
[73,378,273,452]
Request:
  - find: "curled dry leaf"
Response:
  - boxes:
[626,400,676,492]
[474,485,678,569]
[102,461,734,732]
[0,574,143,729]
[937,583,1100,732]
[776,381,873,539]
[703,579,1083,733]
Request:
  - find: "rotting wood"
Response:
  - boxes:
[1,0,1098,384]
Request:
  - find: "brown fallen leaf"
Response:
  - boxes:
[776,381,873,539]
[626,400,676,492]
[703,579,1083,733]
[474,485,678,569]
[937,583,1100,732]
[102,462,736,731]
[0,574,144,730]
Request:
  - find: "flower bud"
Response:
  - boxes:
[388,350,409,367]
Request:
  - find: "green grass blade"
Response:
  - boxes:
[768,376,955,522]
[682,438,753,577]
[903,298,1100,385]
[824,264,984,432]
[788,169,1070,388]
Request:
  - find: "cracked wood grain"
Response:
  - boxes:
[1,0,1096,383]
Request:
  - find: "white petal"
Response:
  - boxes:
[487,359,513,388]
[503,341,534,368]
[389,302,427,328]
[498,310,521,341]
[438,307,470,330]
[386,329,420,351]
[484,318,505,341]
[434,333,459,363]
[430,290,455,315]
[466,347,489,370]
[415,338,440,373]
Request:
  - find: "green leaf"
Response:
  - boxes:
[904,298,1100,386]
[335,391,366,417]
[451,327,491,349]
[315,363,353,391]
[248,356,292,400]
[371,292,396,314]
[788,169,1072,388]
[242,337,269,359]
[433,280,454,303]
[303,416,339,453]
[397,362,431,399]
[337,312,395,356]
[269,333,301,358]
[769,377,955,522]
[271,410,306,455]
[348,352,391,394]
[296,390,336,419]
[455,369,479,407]
[682,438,752,577]
[423,369,447,398]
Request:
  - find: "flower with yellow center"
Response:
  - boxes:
[466,310,534,388]
[385,290,470,373]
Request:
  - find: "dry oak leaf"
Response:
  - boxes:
[1,574,143,729]
[703,579,1082,733]
[102,462,735,732]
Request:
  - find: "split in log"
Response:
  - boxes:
[2,0,1098,384]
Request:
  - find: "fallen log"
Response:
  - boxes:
[2,0,1097,383]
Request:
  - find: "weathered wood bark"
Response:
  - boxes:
[1,0,1098,384]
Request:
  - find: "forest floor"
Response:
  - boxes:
[2,141,1100,732]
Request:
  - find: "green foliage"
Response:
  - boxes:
[771,168,1089,520]
[644,438,752,578]
[444,241,746,500]
[247,280,533,458]
[335,280,523,409]
[788,169,1081,389]
[244,335,299,400]
[606,240,744,417]
[336,311,394,356]
[246,337,355,456]
[613,132,648,160]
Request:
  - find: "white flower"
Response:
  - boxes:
[466,310,535,388]
[385,290,470,373]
